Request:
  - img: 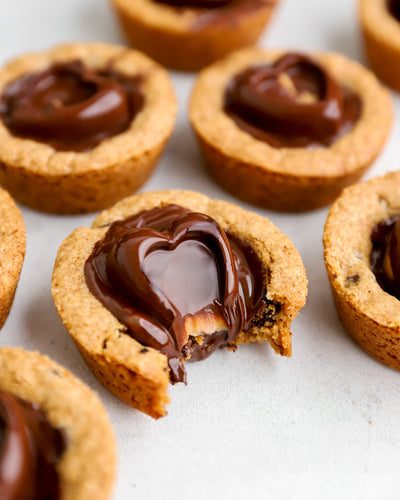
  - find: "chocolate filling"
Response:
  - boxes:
[224,53,362,148]
[370,214,400,300]
[0,390,66,500]
[84,205,265,384]
[0,60,144,152]
[387,0,400,22]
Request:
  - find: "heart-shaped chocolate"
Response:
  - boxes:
[224,52,361,148]
[85,205,249,383]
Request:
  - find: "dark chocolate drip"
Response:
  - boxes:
[224,53,362,149]
[84,205,264,384]
[370,215,400,300]
[387,0,400,21]
[0,60,144,152]
[0,390,65,500]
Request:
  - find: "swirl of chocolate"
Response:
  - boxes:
[0,60,144,152]
[370,215,400,300]
[224,53,362,148]
[85,205,264,383]
[387,0,400,22]
[0,389,65,500]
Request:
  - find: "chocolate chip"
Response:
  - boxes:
[346,274,360,286]
[140,348,149,354]
[252,299,281,327]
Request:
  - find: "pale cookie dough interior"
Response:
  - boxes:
[52,190,307,418]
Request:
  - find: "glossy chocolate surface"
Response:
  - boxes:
[0,390,65,500]
[370,215,400,300]
[387,0,400,22]
[85,205,264,383]
[0,60,144,152]
[224,53,362,148]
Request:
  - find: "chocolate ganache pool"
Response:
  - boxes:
[224,53,362,148]
[0,390,65,500]
[85,205,264,384]
[0,60,144,152]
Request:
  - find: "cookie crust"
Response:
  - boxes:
[0,347,116,500]
[0,43,176,214]
[110,0,279,71]
[189,48,392,211]
[360,0,400,92]
[324,171,400,369]
[0,187,25,328]
[52,190,307,418]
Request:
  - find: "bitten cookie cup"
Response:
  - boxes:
[360,0,400,92]
[110,0,279,71]
[0,43,176,214]
[189,48,392,212]
[0,187,25,329]
[0,347,116,500]
[52,190,307,419]
[324,171,400,370]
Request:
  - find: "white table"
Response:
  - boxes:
[1,0,399,498]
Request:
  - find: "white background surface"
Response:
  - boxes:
[1,0,400,498]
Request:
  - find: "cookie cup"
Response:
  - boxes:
[0,187,25,328]
[52,190,307,418]
[324,171,400,369]
[0,347,116,500]
[189,48,392,211]
[111,0,279,71]
[0,43,176,214]
[360,0,400,92]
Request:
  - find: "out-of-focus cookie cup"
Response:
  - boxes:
[52,190,307,418]
[0,347,116,500]
[0,187,25,328]
[324,171,400,369]
[0,43,176,214]
[110,0,280,71]
[360,0,400,91]
[189,48,392,211]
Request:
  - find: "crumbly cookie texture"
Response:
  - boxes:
[0,42,176,213]
[0,187,25,328]
[0,347,116,500]
[52,190,307,418]
[360,0,400,91]
[189,48,392,212]
[324,171,400,369]
[110,0,279,71]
